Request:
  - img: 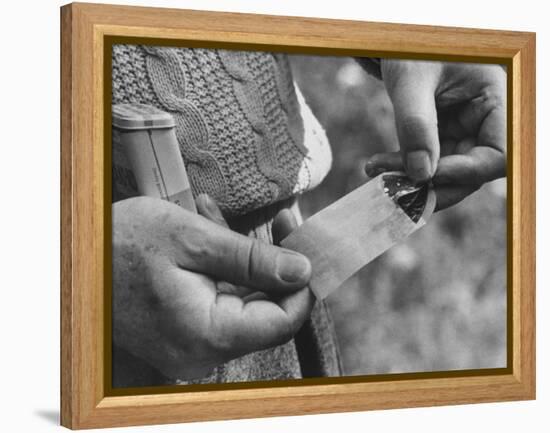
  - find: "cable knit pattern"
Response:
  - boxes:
[272,54,308,155]
[243,52,308,198]
[143,46,227,204]
[112,44,332,216]
[217,50,284,202]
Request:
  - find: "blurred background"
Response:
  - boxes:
[289,55,507,375]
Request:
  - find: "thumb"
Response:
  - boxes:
[176,214,312,293]
[272,208,299,245]
[382,60,441,182]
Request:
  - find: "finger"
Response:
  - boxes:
[216,280,254,298]
[477,97,507,155]
[196,194,229,228]
[209,286,314,357]
[161,268,312,361]
[363,149,484,211]
[433,145,506,187]
[364,152,403,177]
[242,292,270,303]
[272,208,298,245]
[270,209,309,302]
[383,60,441,182]
[454,137,476,155]
[176,216,312,293]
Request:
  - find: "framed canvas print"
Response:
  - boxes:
[60,2,536,429]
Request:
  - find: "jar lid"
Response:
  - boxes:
[112,103,176,130]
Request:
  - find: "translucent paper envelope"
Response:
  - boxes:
[282,172,436,299]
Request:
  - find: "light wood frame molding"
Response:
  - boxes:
[60,2,535,429]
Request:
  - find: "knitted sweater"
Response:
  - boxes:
[112,44,332,217]
[111,45,341,387]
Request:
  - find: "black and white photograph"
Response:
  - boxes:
[110,44,507,389]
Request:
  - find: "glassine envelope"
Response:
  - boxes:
[281,172,436,299]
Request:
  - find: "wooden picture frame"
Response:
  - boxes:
[60,2,535,429]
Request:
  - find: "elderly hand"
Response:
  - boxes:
[365,59,506,210]
[112,195,313,380]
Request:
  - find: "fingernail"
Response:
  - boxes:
[202,194,216,212]
[367,166,387,177]
[201,194,219,216]
[203,195,229,228]
[277,251,311,284]
[364,161,377,176]
[196,194,211,211]
[406,150,432,181]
